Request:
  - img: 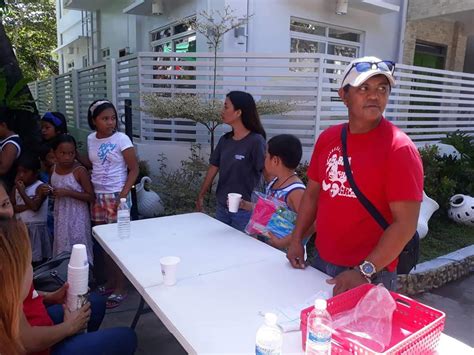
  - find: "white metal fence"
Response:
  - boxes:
[29,52,474,147]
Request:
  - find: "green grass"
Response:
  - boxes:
[420,217,474,262]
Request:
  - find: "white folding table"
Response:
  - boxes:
[92,212,472,355]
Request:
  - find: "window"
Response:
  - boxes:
[101,48,110,60]
[290,17,363,71]
[66,61,75,71]
[149,19,198,142]
[150,18,196,54]
[82,56,88,67]
[149,18,197,84]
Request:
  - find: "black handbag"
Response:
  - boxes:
[33,251,70,292]
[340,124,419,274]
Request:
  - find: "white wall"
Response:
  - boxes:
[135,0,197,52]
[242,0,401,60]
[99,3,135,58]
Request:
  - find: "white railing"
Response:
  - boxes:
[29,52,474,147]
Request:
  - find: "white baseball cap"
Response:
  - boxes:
[340,56,396,88]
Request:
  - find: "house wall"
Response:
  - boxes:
[243,0,401,60]
[403,18,467,71]
[407,0,474,21]
[465,36,474,74]
[57,0,404,73]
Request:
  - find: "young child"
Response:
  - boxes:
[40,111,68,143]
[0,179,14,218]
[12,154,51,264]
[50,134,95,262]
[242,134,307,250]
[0,106,22,192]
[82,99,139,308]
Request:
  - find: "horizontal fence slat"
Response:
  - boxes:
[28,52,474,146]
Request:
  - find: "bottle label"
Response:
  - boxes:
[117,210,130,219]
[255,344,281,355]
[308,329,331,344]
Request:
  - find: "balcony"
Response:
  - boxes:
[63,0,127,11]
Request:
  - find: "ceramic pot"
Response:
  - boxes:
[448,194,474,226]
[136,176,164,218]
[417,191,439,239]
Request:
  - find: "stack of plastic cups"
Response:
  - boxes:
[66,244,89,311]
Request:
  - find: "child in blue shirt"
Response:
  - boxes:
[242,134,309,249]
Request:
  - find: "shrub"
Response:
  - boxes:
[419,133,474,215]
[295,161,309,185]
[152,144,216,216]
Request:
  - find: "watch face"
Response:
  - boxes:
[362,262,375,275]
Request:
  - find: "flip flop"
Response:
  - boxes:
[97,285,115,296]
[106,293,128,309]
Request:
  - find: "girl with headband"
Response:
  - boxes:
[82,99,139,309]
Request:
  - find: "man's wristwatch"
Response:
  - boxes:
[357,260,377,283]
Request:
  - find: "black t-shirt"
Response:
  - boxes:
[210,132,266,206]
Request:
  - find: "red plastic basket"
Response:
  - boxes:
[300,284,445,354]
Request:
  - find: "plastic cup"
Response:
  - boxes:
[160,256,180,286]
[69,244,88,268]
[67,264,89,295]
[228,193,242,213]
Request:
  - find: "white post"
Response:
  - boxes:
[51,77,57,112]
[71,69,80,129]
[314,55,324,143]
[137,54,143,141]
[106,58,117,107]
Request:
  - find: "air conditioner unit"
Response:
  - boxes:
[67,46,74,55]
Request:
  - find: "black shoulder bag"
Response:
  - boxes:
[33,251,70,292]
[340,124,419,274]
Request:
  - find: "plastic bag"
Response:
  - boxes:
[245,192,297,239]
[332,284,396,352]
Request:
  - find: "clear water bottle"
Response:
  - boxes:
[255,313,282,355]
[306,299,332,355]
[117,198,130,239]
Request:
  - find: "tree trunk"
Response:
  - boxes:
[0,21,42,155]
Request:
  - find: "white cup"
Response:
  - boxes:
[228,193,242,213]
[67,265,89,295]
[69,244,88,268]
[160,256,181,286]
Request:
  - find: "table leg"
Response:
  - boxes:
[131,295,152,329]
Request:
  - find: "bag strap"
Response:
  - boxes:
[340,124,389,230]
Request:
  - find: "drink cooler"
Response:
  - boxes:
[300,284,445,354]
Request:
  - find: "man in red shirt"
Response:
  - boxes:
[287,56,423,296]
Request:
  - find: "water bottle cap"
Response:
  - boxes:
[264,313,278,326]
[314,298,327,310]
[120,198,126,202]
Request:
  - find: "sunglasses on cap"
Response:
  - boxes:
[342,60,395,85]
[42,112,63,127]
